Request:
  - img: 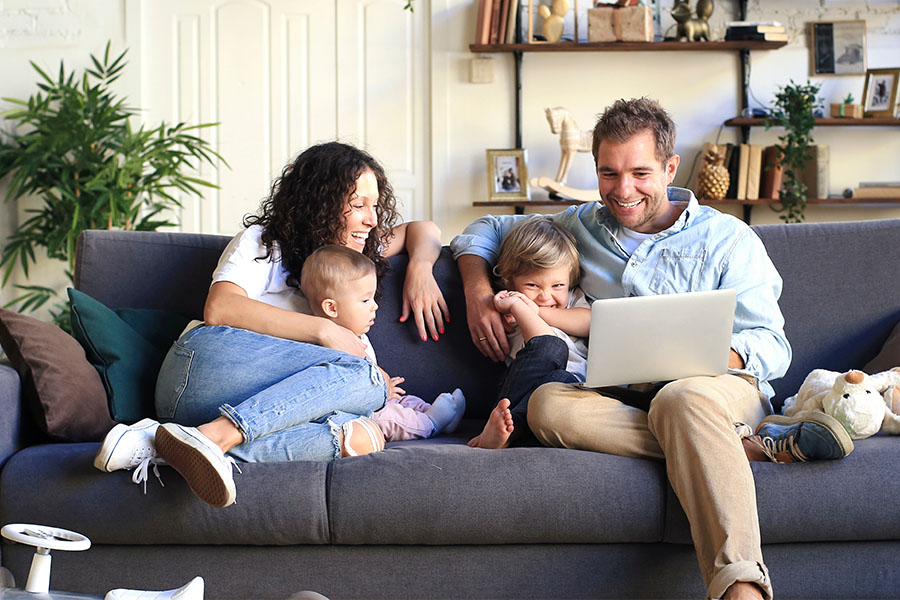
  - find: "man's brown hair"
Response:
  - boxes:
[591,97,676,167]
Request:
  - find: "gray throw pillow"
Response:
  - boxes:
[864,320,900,374]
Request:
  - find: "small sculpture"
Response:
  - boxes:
[671,0,713,42]
[544,107,592,185]
[538,0,569,43]
[697,144,729,200]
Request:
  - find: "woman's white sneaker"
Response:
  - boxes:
[94,418,160,472]
[155,423,239,508]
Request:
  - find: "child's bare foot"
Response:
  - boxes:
[467,399,514,449]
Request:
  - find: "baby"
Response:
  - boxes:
[300,245,465,442]
[469,216,590,449]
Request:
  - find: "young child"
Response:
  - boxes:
[468,216,591,450]
[300,245,465,442]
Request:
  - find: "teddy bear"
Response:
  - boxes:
[538,0,569,43]
[782,368,900,440]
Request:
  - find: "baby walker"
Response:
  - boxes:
[0,523,202,599]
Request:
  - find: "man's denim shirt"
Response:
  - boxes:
[450,187,791,401]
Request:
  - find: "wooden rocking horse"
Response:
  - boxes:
[544,107,592,184]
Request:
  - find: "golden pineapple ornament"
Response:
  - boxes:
[697,144,729,200]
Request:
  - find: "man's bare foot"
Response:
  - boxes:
[723,581,764,600]
[467,399,514,449]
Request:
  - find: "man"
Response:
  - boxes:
[450,98,852,600]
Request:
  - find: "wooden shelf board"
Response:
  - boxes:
[474,197,900,209]
[725,117,900,127]
[469,41,787,53]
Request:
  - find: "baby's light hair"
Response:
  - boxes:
[300,245,376,307]
[493,217,580,290]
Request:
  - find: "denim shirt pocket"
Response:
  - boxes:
[648,248,707,294]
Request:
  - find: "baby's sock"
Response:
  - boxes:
[425,389,466,434]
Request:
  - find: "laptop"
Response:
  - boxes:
[583,289,737,388]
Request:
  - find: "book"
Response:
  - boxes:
[724,30,788,42]
[725,142,740,199]
[489,0,503,44]
[726,20,783,28]
[476,0,493,44]
[745,144,763,201]
[852,186,900,199]
[505,0,520,44]
[498,0,511,44]
[759,145,784,200]
[799,144,829,199]
[736,143,750,200]
[725,24,785,34]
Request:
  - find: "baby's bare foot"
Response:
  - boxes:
[469,399,514,449]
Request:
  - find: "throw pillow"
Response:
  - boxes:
[0,307,115,442]
[864,319,900,374]
[67,288,190,422]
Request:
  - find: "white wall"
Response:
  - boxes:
[1,0,899,311]
[432,0,900,238]
[0,0,132,306]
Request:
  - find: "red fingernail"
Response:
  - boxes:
[433,335,438,341]
[422,335,427,341]
[439,328,444,334]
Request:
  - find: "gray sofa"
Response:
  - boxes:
[1,218,900,600]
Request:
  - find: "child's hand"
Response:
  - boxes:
[506,291,540,314]
[493,290,517,314]
[381,367,406,401]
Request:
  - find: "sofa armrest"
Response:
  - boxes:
[0,363,26,470]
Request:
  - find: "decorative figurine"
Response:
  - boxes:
[538,0,570,43]
[697,144,729,201]
[544,107,592,185]
[671,0,712,42]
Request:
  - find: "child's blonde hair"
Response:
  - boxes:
[493,217,580,289]
[300,245,376,306]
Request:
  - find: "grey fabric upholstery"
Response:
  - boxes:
[1,221,899,599]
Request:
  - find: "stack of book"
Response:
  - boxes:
[724,21,787,42]
[853,182,900,199]
[474,0,521,45]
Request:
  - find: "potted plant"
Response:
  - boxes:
[766,80,823,223]
[0,42,224,328]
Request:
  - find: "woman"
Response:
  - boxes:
[94,142,448,508]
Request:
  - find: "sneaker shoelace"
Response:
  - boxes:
[754,433,807,463]
[132,456,165,494]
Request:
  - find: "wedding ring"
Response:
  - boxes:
[479,337,487,341]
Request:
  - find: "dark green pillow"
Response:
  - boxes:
[67,288,190,422]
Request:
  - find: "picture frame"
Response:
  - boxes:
[486,149,529,202]
[862,67,900,118]
[810,20,866,75]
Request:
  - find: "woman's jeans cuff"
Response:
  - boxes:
[219,404,251,442]
[708,560,772,600]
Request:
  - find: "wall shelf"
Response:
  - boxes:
[470,40,787,53]
[473,197,900,211]
[725,117,900,127]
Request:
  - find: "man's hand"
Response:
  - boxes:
[458,255,510,362]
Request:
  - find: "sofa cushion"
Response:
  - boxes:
[328,430,668,545]
[0,442,330,546]
[663,435,900,545]
[0,308,114,442]
[68,288,190,422]
[864,319,900,374]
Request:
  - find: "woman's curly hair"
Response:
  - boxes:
[244,142,400,285]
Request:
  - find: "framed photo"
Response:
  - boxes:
[862,68,900,118]
[810,21,866,75]
[486,149,529,202]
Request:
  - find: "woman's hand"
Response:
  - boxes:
[315,319,368,357]
[400,259,450,342]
